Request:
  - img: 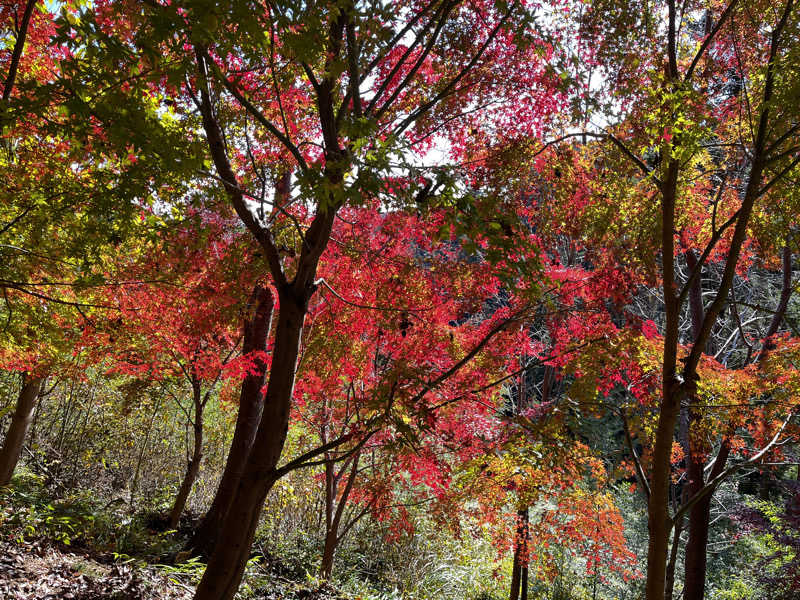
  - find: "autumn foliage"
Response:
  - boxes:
[0,1,799,600]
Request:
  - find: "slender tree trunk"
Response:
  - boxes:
[643,0,795,591]
[644,391,681,600]
[0,374,44,486]
[509,548,521,600]
[680,249,709,600]
[664,512,683,600]
[682,497,711,600]
[320,529,338,581]
[321,448,336,580]
[192,286,273,556]
[320,451,360,579]
[644,132,682,598]
[509,508,529,600]
[681,414,731,600]
[169,379,204,529]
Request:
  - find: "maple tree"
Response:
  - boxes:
[0,0,112,486]
[46,1,571,597]
[528,1,800,598]
[0,0,69,486]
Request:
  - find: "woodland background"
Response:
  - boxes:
[1,1,799,600]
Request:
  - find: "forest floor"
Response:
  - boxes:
[0,536,193,600]
[0,477,353,599]
[0,535,351,600]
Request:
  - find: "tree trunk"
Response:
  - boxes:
[193,297,306,600]
[321,449,337,580]
[664,511,683,600]
[642,0,792,589]
[320,526,337,581]
[319,451,360,579]
[509,550,521,600]
[681,246,790,600]
[169,379,204,529]
[192,286,273,556]
[644,387,681,600]
[679,249,708,600]
[0,374,44,486]
[2,0,36,102]
[509,508,529,600]
[682,495,712,600]
[193,19,344,598]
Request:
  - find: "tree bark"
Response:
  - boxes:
[509,508,529,600]
[192,295,311,600]
[509,547,521,600]
[680,249,709,600]
[645,1,791,592]
[320,525,337,581]
[192,285,273,556]
[682,496,711,600]
[682,432,710,600]
[664,510,683,600]
[644,388,681,600]
[0,374,44,486]
[169,378,204,529]
[320,451,360,579]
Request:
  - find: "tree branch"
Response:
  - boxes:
[2,0,36,102]
[685,0,739,80]
[670,411,795,527]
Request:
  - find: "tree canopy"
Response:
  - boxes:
[1,1,799,600]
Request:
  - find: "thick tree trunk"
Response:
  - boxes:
[169,380,204,529]
[682,497,711,600]
[192,17,346,598]
[192,286,273,556]
[0,374,44,486]
[320,527,337,581]
[193,297,306,600]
